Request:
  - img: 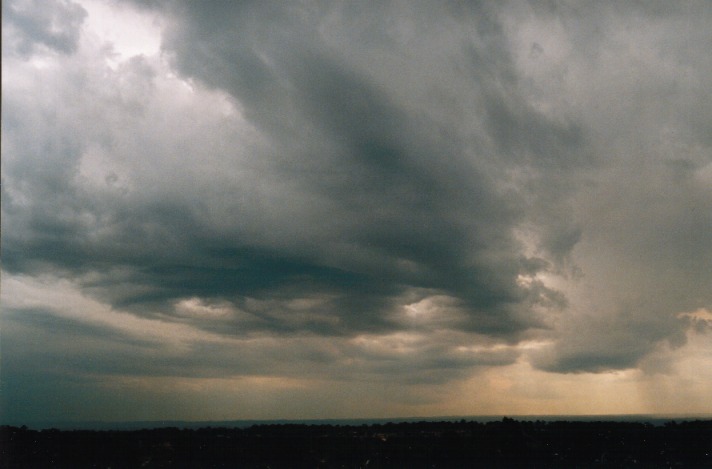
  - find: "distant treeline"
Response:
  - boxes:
[2,418,711,468]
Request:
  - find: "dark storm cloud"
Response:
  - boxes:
[2,0,584,340]
[2,0,711,401]
[179,1,584,332]
[531,302,689,373]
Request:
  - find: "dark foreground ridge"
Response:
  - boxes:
[2,418,711,468]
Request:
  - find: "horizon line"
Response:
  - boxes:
[6,413,712,431]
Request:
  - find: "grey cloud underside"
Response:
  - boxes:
[3,0,580,339]
[3,0,712,379]
[2,305,518,387]
[2,0,86,56]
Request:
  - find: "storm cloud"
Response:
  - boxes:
[2,0,711,423]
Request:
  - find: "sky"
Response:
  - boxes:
[1,0,711,425]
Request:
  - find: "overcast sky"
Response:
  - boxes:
[2,0,712,424]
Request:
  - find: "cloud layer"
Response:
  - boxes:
[2,0,711,422]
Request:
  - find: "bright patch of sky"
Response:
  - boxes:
[79,0,161,66]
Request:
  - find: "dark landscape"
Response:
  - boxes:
[2,418,711,468]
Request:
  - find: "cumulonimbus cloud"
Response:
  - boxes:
[2,1,711,424]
